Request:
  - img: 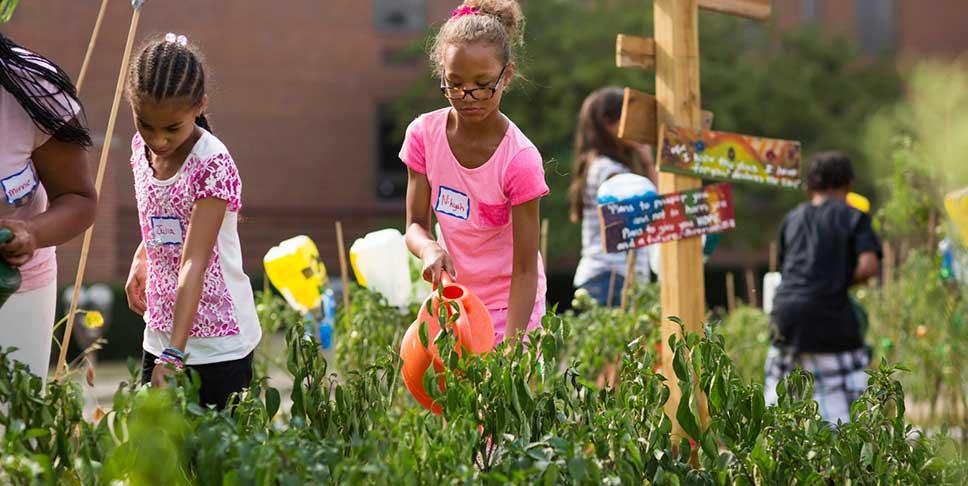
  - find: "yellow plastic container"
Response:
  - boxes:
[264,235,327,313]
[945,187,968,247]
[349,249,367,288]
[847,192,870,214]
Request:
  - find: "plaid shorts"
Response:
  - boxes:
[763,345,870,425]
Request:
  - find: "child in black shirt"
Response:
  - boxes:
[765,151,881,424]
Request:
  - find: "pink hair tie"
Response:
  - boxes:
[451,6,481,18]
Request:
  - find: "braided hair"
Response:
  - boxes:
[126,35,211,133]
[0,33,92,146]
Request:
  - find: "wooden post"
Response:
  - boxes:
[654,0,709,443]
[620,251,637,312]
[882,241,895,286]
[615,0,775,450]
[769,241,777,273]
[726,271,736,312]
[56,5,143,380]
[540,218,549,272]
[606,270,617,308]
[335,222,352,327]
[745,268,757,307]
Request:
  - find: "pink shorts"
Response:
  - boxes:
[490,300,547,343]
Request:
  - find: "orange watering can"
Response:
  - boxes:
[400,274,494,415]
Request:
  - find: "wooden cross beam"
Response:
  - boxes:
[698,0,771,21]
[614,0,773,449]
[618,87,713,146]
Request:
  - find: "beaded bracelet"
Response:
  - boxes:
[155,353,184,370]
[162,347,185,361]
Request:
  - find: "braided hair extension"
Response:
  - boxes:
[0,33,91,146]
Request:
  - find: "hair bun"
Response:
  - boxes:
[462,0,525,46]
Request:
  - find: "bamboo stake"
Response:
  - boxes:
[883,241,895,286]
[606,270,617,308]
[56,4,144,380]
[76,0,111,92]
[620,251,637,312]
[768,241,777,273]
[540,218,549,272]
[726,271,736,312]
[744,267,757,308]
[335,222,352,327]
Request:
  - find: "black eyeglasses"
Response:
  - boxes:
[440,65,508,101]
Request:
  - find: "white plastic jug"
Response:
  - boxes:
[350,229,412,308]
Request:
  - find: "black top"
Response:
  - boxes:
[771,200,881,352]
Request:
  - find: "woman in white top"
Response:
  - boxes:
[0,31,97,381]
[570,87,656,306]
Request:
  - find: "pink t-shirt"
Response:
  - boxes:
[0,49,80,292]
[130,130,261,359]
[400,108,549,312]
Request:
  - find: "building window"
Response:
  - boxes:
[376,103,407,200]
[856,0,895,54]
[374,0,426,33]
[801,0,819,21]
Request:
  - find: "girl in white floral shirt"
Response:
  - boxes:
[123,34,260,409]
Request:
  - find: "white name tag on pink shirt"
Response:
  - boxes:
[435,186,470,220]
[1,162,39,207]
[150,216,184,245]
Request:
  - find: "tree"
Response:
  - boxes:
[389,0,903,268]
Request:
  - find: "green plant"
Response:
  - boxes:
[714,305,771,385]
[1,290,965,484]
[565,283,662,383]
[857,250,968,440]
[334,284,414,374]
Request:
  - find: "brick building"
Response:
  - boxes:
[3,0,452,286]
[3,0,967,288]
[775,0,968,58]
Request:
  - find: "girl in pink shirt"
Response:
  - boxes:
[123,35,261,409]
[401,0,549,343]
[0,32,97,381]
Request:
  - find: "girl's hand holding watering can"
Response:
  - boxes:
[0,219,37,267]
[419,242,456,288]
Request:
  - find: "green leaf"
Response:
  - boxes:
[419,321,429,348]
[542,462,560,486]
[709,374,726,411]
[861,442,873,466]
[676,390,702,442]
[25,428,49,439]
[672,346,691,384]
[265,387,281,420]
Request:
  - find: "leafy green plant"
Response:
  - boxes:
[714,305,771,385]
[1,290,965,484]
[565,283,662,384]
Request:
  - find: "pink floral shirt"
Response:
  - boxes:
[130,130,243,338]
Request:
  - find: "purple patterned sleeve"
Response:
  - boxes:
[191,153,242,211]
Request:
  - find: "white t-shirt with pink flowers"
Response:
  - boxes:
[130,129,261,365]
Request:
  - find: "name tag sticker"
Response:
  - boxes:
[434,186,470,220]
[1,162,39,207]
[150,216,184,245]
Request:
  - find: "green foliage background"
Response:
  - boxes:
[388,0,903,267]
